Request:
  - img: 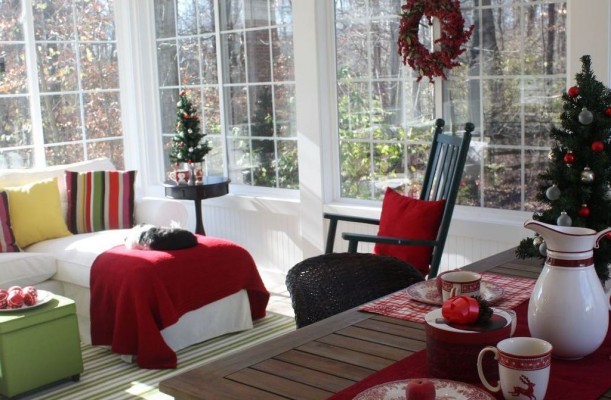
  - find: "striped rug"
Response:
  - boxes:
[26,313,295,400]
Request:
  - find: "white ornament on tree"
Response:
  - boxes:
[546,185,561,201]
[578,107,594,125]
[538,241,547,256]
[557,211,572,227]
[580,167,595,184]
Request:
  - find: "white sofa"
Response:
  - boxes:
[0,158,253,354]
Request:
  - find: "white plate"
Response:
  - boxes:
[0,290,53,312]
[353,378,495,400]
[406,279,504,306]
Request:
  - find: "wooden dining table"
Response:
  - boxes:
[159,248,611,399]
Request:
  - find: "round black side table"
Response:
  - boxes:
[163,176,230,235]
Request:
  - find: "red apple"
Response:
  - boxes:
[406,378,436,400]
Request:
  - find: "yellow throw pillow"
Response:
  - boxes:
[5,178,72,248]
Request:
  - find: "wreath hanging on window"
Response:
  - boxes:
[397,0,474,82]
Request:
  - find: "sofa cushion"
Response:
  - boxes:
[5,178,72,248]
[0,252,57,287]
[26,230,128,288]
[0,191,18,252]
[65,170,136,234]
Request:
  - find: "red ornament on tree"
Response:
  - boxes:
[567,86,580,97]
[592,140,605,152]
[605,107,611,117]
[578,204,591,218]
[563,151,575,165]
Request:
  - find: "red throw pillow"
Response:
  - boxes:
[373,188,445,276]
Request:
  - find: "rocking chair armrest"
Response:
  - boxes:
[323,212,380,226]
[323,212,380,254]
[342,232,437,253]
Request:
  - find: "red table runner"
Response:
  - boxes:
[331,285,611,399]
[359,272,535,324]
[90,235,270,369]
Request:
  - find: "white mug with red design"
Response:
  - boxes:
[477,337,552,400]
[439,270,481,301]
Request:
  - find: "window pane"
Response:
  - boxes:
[76,0,115,41]
[222,32,246,84]
[246,29,271,83]
[87,139,124,169]
[220,0,244,30]
[271,26,293,81]
[227,86,248,136]
[244,0,269,29]
[198,0,215,32]
[0,1,24,41]
[274,84,295,137]
[482,147,521,210]
[79,43,119,90]
[33,0,74,41]
[157,41,179,86]
[250,85,273,137]
[45,142,84,166]
[200,34,217,83]
[155,0,177,39]
[0,97,32,147]
[40,94,81,143]
[178,37,200,85]
[276,140,297,188]
[84,91,122,139]
[177,0,198,36]
[37,43,78,92]
[0,44,28,94]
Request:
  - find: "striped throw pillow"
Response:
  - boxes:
[65,170,136,234]
[0,191,19,252]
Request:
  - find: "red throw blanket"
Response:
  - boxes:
[90,235,270,369]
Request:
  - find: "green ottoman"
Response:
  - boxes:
[0,293,83,398]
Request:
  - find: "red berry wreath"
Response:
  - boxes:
[398,0,474,82]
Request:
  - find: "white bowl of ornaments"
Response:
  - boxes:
[0,286,53,312]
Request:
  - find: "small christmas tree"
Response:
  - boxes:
[169,91,211,166]
[516,55,611,282]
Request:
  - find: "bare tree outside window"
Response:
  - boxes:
[0,0,124,169]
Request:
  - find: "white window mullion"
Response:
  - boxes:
[21,0,45,167]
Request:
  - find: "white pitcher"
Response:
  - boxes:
[524,219,611,359]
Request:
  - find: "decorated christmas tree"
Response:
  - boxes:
[516,55,611,282]
[169,91,211,165]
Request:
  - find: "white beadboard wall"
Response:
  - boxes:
[182,195,530,278]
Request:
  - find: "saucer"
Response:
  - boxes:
[353,379,495,400]
[406,279,503,306]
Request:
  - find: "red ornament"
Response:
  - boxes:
[592,140,605,152]
[563,151,575,164]
[578,204,590,218]
[605,107,611,117]
[567,86,580,97]
[441,295,480,325]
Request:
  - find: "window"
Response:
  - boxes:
[0,0,124,169]
[155,0,297,189]
[333,0,566,211]
[444,1,566,211]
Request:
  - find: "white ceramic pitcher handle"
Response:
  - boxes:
[477,346,501,393]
